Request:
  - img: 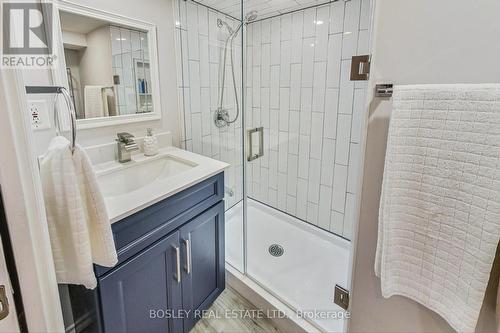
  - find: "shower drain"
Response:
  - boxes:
[268,244,284,257]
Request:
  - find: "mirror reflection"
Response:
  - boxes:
[60,11,153,119]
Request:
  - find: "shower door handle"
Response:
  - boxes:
[350,55,371,81]
[247,127,264,161]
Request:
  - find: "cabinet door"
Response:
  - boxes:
[99,231,183,333]
[180,202,225,332]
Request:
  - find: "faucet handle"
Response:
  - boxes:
[117,132,135,144]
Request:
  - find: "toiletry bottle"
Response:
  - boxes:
[143,128,159,156]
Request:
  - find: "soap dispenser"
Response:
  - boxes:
[143,128,159,156]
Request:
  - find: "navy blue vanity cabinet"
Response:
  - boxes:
[99,231,183,333]
[180,202,225,332]
[93,173,225,333]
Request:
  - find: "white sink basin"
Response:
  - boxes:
[97,155,197,198]
[90,146,229,223]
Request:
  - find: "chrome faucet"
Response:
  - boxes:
[116,132,139,163]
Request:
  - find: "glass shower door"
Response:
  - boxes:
[244,0,371,331]
[175,0,372,330]
[174,0,245,272]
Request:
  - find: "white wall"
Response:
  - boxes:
[28,0,180,155]
[350,0,500,332]
[78,26,113,88]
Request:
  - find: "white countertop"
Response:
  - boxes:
[93,146,229,223]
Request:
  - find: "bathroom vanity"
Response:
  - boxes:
[50,2,230,331]
[95,173,225,333]
[80,144,229,333]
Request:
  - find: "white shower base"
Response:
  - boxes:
[225,199,351,332]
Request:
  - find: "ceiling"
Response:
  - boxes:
[59,11,109,34]
[196,0,335,21]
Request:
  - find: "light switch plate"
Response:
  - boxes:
[28,100,50,130]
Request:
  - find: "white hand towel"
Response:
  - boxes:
[40,136,117,289]
[375,84,500,333]
[84,86,108,119]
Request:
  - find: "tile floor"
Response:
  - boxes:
[191,287,281,333]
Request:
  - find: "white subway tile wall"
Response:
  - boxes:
[110,26,150,115]
[246,0,370,239]
[175,0,244,210]
[176,0,371,240]
[198,0,337,21]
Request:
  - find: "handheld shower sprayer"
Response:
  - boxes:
[214,11,258,128]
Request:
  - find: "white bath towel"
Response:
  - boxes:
[84,85,108,118]
[40,136,117,289]
[375,84,500,333]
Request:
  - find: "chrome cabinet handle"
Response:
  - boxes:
[173,245,181,283]
[183,238,191,275]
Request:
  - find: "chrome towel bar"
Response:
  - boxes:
[375,84,394,97]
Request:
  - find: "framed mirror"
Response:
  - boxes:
[54,1,161,128]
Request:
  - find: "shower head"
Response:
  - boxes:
[217,11,258,36]
[217,18,234,34]
[215,11,258,128]
[244,11,258,23]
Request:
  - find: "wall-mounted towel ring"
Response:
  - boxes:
[53,87,77,154]
[26,86,77,154]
